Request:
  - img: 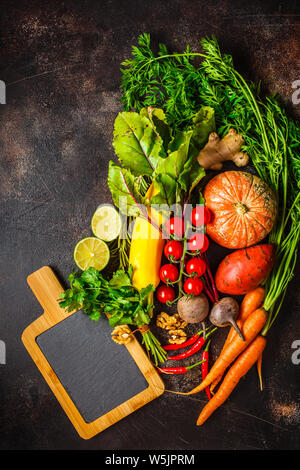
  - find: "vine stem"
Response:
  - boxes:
[177,236,188,298]
[165,227,191,305]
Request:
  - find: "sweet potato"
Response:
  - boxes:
[215,244,275,295]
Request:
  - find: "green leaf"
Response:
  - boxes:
[107,161,147,217]
[133,305,151,326]
[80,267,102,287]
[88,310,102,322]
[108,312,124,328]
[67,270,78,287]
[178,157,206,197]
[155,130,192,181]
[109,314,135,327]
[190,106,215,151]
[113,110,165,176]
[152,173,177,206]
[139,284,155,303]
[168,130,186,153]
[72,278,84,291]
[140,107,171,150]
[151,131,193,205]
[177,107,213,195]
[109,269,132,288]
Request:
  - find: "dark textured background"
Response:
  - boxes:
[1,0,300,450]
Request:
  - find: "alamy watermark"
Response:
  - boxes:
[292,80,300,105]
[115,199,205,242]
[0,80,6,104]
[291,340,300,365]
[0,340,6,364]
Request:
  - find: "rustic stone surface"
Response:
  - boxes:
[0,0,300,450]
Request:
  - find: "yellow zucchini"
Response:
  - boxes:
[129,183,165,291]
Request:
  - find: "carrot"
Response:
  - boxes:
[197,335,267,425]
[224,287,266,346]
[184,307,267,395]
[209,335,234,394]
[239,286,265,322]
[256,353,263,391]
[210,287,265,394]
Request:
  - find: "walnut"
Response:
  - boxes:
[111,325,132,345]
[156,312,188,330]
[168,329,187,344]
[156,312,178,330]
[173,313,188,329]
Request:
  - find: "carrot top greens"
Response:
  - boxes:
[121,34,300,334]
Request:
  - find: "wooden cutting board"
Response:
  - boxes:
[22,266,165,439]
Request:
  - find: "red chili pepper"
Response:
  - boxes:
[158,359,205,375]
[202,340,211,400]
[167,328,217,360]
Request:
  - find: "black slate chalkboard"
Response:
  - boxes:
[36,311,148,423]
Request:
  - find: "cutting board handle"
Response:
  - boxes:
[27,266,69,321]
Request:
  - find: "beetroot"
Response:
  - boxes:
[215,244,275,295]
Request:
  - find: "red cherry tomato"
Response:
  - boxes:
[164,240,183,261]
[164,216,185,239]
[191,206,212,226]
[183,278,204,296]
[185,258,207,278]
[159,264,179,284]
[156,285,176,304]
[188,234,209,253]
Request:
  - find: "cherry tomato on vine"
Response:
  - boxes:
[183,278,204,296]
[164,216,185,239]
[164,240,183,261]
[186,258,206,278]
[156,285,176,304]
[188,234,209,253]
[159,264,179,284]
[191,206,212,226]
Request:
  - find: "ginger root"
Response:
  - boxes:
[197,128,249,170]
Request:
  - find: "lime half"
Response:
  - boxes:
[91,205,121,242]
[74,237,110,271]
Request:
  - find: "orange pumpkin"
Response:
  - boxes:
[204,171,277,249]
